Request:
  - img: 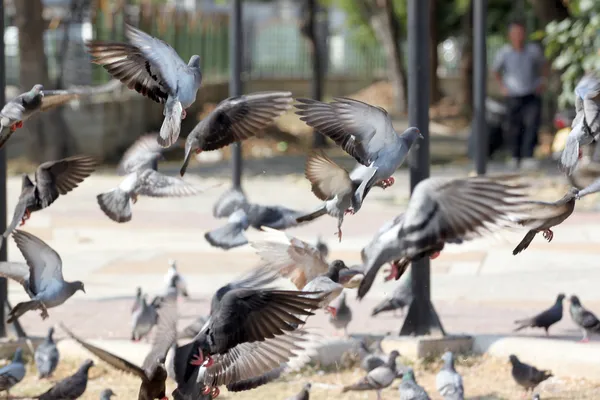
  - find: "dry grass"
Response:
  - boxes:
[4,354,600,399]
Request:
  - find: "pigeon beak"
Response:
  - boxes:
[418,132,424,140]
[82,287,86,294]
[180,145,192,177]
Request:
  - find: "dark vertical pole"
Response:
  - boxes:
[400,0,445,337]
[0,0,8,338]
[473,0,487,175]
[230,0,243,189]
[308,0,327,148]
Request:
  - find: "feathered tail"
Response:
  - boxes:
[97,189,133,223]
[204,222,248,250]
[512,230,537,255]
[295,205,327,223]
[8,300,45,323]
[159,97,183,148]
[342,377,371,392]
[513,317,534,332]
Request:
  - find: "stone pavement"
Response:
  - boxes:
[4,162,600,343]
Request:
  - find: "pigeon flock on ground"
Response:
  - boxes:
[0,23,596,400]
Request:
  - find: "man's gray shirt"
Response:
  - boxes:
[493,42,545,97]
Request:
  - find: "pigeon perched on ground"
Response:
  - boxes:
[0,84,79,149]
[0,348,25,397]
[212,186,249,219]
[164,259,188,298]
[512,188,578,255]
[1,155,96,247]
[399,368,431,400]
[0,230,85,322]
[132,287,143,314]
[35,359,94,400]
[371,270,413,317]
[296,97,423,212]
[97,133,215,223]
[131,294,159,341]
[342,350,400,400]
[569,295,600,342]
[99,389,116,400]
[436,352,464,400]
[63,299,178,400]
[180,265,324,396]
[179,91,293,176]
[560,73,600,175]
[509,355,552,392]
[329,291,352,336]
[357,175,534,299]
[514,293,565,335]
[35,326,60,379]
[302,260,349,317]
[286,383,311,400]
[87,24,203,148]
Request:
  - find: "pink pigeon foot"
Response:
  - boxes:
[325,306,337,318]
[384,262,399,282]
[190,349,205,366]
[579,338,590,343]
[378,177,395,189]
[430,251,441,260]
[336,228,342,242]
[542,229,554,242]
[345,208,355,215]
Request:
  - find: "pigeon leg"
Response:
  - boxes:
[211,387,220,399]
[182,109,187,120]
[579,148,583,160]
[195,148,202,154]
[325,306,337,318]
[190,349,205,366]
[344,208,355,215]
[377,177,395,189]
[376,389,382,400]
[384,262,399,282]
[19,209,31,226]
[10,124,17,132]
[335,227,342,242]
[202,386,212,395]
[542,229,554,242]
[204,355,214,368]
[39,304,49,319]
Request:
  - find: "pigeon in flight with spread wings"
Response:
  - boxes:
[1,155,96,248]
[180,91,293,176]
[296,97,423,212]
[87,24,202,148]
[61,298,179,400]
[97,133,218,223]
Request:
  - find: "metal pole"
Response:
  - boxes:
[309,0,327,148]
[473,0,488,175]
[0,0,8,338]
[400,0,445,337]
[230,0,243,189]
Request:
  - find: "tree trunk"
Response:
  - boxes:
[528,0,569,24]
[15,0,77,161]
[459,0,473,115]
[429,0,441,104]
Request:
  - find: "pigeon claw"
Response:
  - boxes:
[344,208,355,215]
[195,148,202,155]
[211,387,220,398]
[325,306,337,318]
[202,386,212,395]
[379,177,395,189]
[204,355,214,368]
[430,251,441,260]
[542,229,554,242]
[336,228,342,242]
[190,349,205,366]
[19,209,31,226]
[384,262,399,282]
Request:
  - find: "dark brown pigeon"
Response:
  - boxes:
[509,355,552,393]
[35,359,94,400]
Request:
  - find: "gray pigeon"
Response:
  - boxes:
[357,339,386,372]
[97,133,214,223]
[514,293,565,335]
[357,175,534,299]
[295,97,423,212]
[329,291,352,336]
[164,259,188,299]
[509,355,552,392]
[116,133,167,176]
[0,84,79,149]
[132,287,143,314]
[569,295,600,342]
[302,260,349,316]
[0,230,85,322]
[286,383,311,400]
[436,352,464,400]
[561,73,600,175]
[342,350,400,400]
[1,155,96,247]
[0,348,26,397]
[99,389,116,400]
[512,188,578,255]
[212,186,249,218]
[399,368,431,400]
[180,91,293,176]
[35,326,60,379]
[371,269,413,317]
[532,394,541,400]
[35,359,94,400]
[87,24,203,148]
[131,294,159,341]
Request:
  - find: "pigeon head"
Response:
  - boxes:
[303,382,312,392]
[73,281,86,294]
[441,351,455,367]
[135,287,142,297]
[20,174,34,190]
[100,388,116,399]
[12,348,23,363]
[316,236,329,259]
[570,295,582,306]
[556,293,566,303]
[168,259,177,270]
[80,359,94,373]
[508,354,519,365]
[326,260,348,282]
[388,350,400,361]
[402,367,415,382]
[28,84,44,98]
[399,127,423,146]
[188,55,201,70]
[46,326,55,341]
[180,134,201,177]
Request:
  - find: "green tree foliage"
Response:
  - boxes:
[542,0,600,107]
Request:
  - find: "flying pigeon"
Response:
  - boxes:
[569,295,600,342]
[372,270,413,317]
[35,326,60,379]
[132,287,143,314]
[97,133,215,223]
[357,175,534,299]
[0,84,79,149]
[180,91,293,176]
[225,365,286,394]
[100,388,117,400]
[87,24,203,148]
[164,259,189,299]
[509,355,552,393]
[62,298,178,400]
[295,97,423,212]
[436,351,464,400]
[131,294,159,341]
[560,73,600,175]
[0,348,25,397]
[35,359,94,400]
[286,383,311,400]
[116,133,168,176]
[342,350,400,400]
[399,368,431,400]
[329,291,352,336]
[212,186,249,218]
[514,293,565,335]
[1,155,97,246]
[0,230,85,322]
[302,260,349,317]
[512,188,578,255]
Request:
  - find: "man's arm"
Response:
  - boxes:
[492,46,508,96]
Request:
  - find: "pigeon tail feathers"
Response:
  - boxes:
[295,205,327,223]
[97,189,133,223]
[8,300,44,323]
[159,97,183,148]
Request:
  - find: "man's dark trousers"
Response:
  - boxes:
[506,94,542,160]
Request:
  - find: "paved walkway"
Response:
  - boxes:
[3,162,600,343]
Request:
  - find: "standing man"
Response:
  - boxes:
[493,20,548,170]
